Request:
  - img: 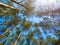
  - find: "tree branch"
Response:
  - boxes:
[11,0,30,9]
[0,2,18,10]
[38,8,60,15]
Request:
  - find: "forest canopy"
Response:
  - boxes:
[0,0,60,45]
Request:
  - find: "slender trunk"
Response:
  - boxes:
[14,32,21,45]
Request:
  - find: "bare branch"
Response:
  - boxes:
[0,30,9,39]
[1,30,9,36]
[38,8,60,15]
[11,0,30,9]
[0,9,7,13]
[0,2,18,10]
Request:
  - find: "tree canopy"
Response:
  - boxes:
[0,0,60,45]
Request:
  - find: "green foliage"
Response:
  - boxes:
[54,40,60,45]
[56,30,60,34]
[32,38,39,45]
[21,21,31,30]
[39,22,46,27]
[0,42,3,45]
[0,35,4,39]
[46,36,57,44]
[27,32,33,38]
[58,21,60,25]
[33,23,39,27]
